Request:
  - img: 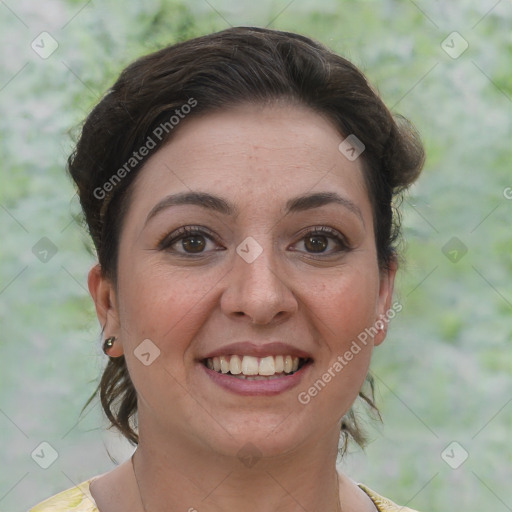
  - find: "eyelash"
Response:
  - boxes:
[157,225,351,257]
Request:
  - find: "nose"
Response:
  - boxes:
[220,237,298,325]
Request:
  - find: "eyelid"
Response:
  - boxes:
[295,225,350,247]
[158,224,351,256]
[156,225,218,251]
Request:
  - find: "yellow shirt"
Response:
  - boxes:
[28,479,420,511]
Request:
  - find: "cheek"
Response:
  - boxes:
[116,259,218,350]
[299,265,379,406]
[115,261,217,411]
[305,264,380,345]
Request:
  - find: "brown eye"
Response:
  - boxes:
[181,235,207,253]
[304,234,329,253]
[294,226,350,255]
[158,226,220,255]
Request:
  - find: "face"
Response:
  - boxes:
[90,101,396,459]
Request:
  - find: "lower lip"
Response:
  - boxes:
[199,361,312,396]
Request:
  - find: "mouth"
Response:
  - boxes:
[201,354,312,380]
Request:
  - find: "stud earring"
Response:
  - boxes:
[103,336,117,355]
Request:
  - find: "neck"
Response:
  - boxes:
[132,422,344,512]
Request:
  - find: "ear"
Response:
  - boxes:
[88,264,124,357]
[373,257,398,347]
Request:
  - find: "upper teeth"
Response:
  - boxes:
[205,355,301,376]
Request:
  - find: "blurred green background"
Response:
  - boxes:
[0,1,511,511]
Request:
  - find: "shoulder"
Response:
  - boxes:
[358,483,422,512]
[28,479,98,512]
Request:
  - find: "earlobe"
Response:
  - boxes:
[88,264,123,355]
[373,259,398,347]
[102,336,124,358]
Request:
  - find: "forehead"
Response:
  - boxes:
[127,102,372,222]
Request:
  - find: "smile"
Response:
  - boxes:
[200,354,313,396]
[203,354,309,378]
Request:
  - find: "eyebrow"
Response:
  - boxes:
[145,191,364,226]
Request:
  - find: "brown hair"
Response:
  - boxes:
[74,26,424,450]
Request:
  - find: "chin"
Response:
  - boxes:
[197,413,317,460]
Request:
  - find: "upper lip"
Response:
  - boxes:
[201,341,313,360]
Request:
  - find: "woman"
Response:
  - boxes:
[29,26,425,512]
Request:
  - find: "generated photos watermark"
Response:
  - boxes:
[93,98,198,200]
[297,301,402,405]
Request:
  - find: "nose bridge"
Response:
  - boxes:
[221,231,297,324]
[235,233,281,294]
